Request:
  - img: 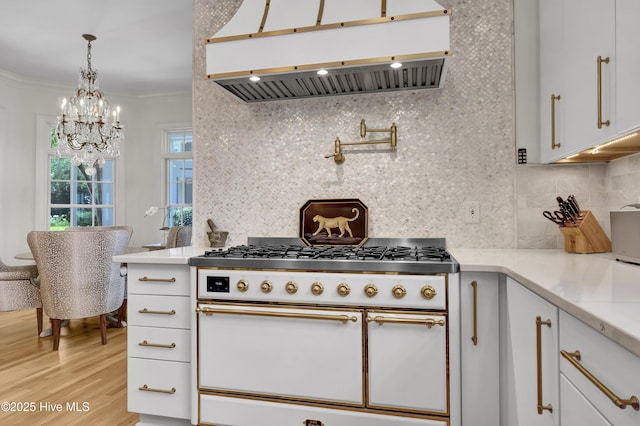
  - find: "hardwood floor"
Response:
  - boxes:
[0,309,139,425]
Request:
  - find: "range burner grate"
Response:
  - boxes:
[204,244,451,263]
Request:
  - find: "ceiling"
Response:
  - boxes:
[0,0,193,96]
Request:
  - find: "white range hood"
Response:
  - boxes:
[206,0,451,102]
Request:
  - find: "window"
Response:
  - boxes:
[49,157,115,229]
[165,130,192,227]
[48,129,115,230]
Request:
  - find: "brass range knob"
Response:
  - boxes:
[237,279,248,292]
[261,280,272,293]
[286,281,298,294]
[421,285,437,300]
[364,284,378,298]
[392,285,407,299]
[337,283,350,296]
[311,282,324,295]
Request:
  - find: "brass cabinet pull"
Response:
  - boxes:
[536,316,553,414]
[597,56,610,128]
[138,308,176,315]
[195,307,357,324]
[366,316,445,328]
[138,276,176,283]
[138,384,176,394]
[551,94,561,149]
[138,340,176,349]
[471,280,478,346]
[561,349,640,410]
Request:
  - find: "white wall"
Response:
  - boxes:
[0,71,191,263]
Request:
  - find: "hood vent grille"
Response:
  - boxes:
[217,59,445,102]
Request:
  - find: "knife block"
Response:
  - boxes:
[559,210,611,254]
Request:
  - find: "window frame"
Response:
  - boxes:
[162,127,193,227]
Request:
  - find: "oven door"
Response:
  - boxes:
[366,310,449,415]
[197,303,364,405]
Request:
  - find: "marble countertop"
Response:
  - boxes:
[113,247,640,357]
[450,248,640,357]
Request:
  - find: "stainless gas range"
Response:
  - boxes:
[189,238,461,426]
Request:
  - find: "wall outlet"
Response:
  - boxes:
[464,201,480,223]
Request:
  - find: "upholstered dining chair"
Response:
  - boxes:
[165,226,192,248]
[27,229,130,351]
[0,258,42,335]
[64,225,133,327]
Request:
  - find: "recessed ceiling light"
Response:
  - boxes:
[390,62,403,69]
[249,75,260,82]
[317,69,328,76]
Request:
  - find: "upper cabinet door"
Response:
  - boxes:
[539,0,567,163]
[615,0,640,135]
[540,0,616,163]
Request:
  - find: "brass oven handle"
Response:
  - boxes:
[597,56,610,129]
[138,276,176,283]
[366,316,445,328]
[195,307,358,324]
[551,94,561,149]
[561,349,640,410]
[138,340,176,349]
[536,316,553,414]
[138,308,176,315]
[471,280,478,346]
[138,384,176,394]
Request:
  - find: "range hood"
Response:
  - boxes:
[206,0,451,102]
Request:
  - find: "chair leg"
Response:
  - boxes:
[51,319,62,351]
[36,307,43,336]
[100,314,107,345]
[117,299,127,328]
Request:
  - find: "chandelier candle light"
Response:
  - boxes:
[55,34,123,176]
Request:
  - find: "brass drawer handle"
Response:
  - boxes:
[366,316,445,328]
[138,308,176,315]
[561,349,639,410]
[138,276,176,283]
[138,384,176,394]
[138,340,176,349]
[536,316,553,414]
[196,307,357,324]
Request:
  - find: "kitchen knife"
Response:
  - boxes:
[568,195,581,214]
[566,196,581,217]
[559,205,577,225]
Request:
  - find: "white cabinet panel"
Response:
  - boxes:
[561,374,613,426]
[505,278,559,426]
[615,0,640,134]
[128,294,190,329]
[128,326,190,362]
[460,273,500,426]
[127,263,191,296]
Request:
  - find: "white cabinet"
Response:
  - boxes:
[614,0,640,135]
[539,0,615,163]
[505,278,559,426]
[459,273,500,426]
[126,263,192,425]
[559,310,640,425]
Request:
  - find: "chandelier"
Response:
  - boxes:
[55,34,124,176]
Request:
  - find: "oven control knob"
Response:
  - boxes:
[286,281,298,294]
[311,282,324,295]
[260,280,273,293]
[237,279,249,292]
[364,284,378,298]
[337,283,350,296]
[392,285,407,299]
[421,285,437,300]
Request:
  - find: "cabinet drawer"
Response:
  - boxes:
[128,357,190,420]
[128,294,191,329]
[200,394,448,426]
[128,326,190,362]
[127,264,190,296]
[559,311,640,425]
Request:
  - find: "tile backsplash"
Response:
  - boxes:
[192,0,640,250]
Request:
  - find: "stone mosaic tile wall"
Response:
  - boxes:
[193,0,517,249]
